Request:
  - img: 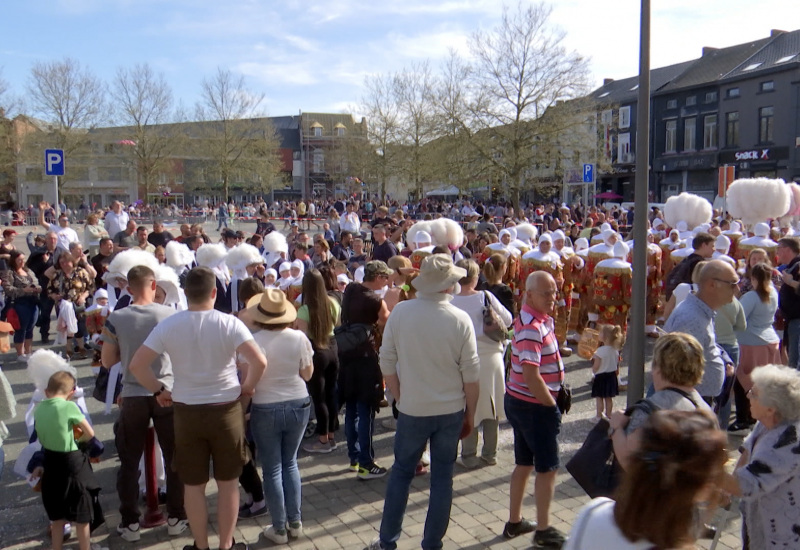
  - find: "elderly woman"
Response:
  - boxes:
[721,365,800,549]
[610,332,711,469]
[47,251,94,359]
[451,259,512,468]
[83,213,109,256]
[566,409,726,550]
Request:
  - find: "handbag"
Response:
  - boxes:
[6,308,20,331]
[481,291,506,342]
[92,366,122,404]
[556,383,572,414]
[333,323,373,355]
[565,399,659,498]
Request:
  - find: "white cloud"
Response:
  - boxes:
[236,61,318,87]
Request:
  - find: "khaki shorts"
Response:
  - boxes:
[173,400,247,485]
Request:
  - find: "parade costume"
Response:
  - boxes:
[593,241,632,332]
[584,230,617,326]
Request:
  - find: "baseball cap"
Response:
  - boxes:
[364,260,394,279]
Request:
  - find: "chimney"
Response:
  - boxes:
[603,78,614,86]
[771,29,787,37]
[702,47,719,56]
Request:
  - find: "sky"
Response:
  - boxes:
[2,0,798,120]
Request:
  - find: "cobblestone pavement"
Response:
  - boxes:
[0,222,743,549]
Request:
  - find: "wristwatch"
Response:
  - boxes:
[153,385,166,397]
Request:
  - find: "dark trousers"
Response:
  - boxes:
[115,396,184,525]
[733,378,754,424]
[308,342,339,436]
[37,295,54,339]
[239,440,264,502]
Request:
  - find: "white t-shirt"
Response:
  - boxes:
[672,282,697,308]
[49,224,80,251]
[103,210,129,238]
[250,328,313,405]
[564,498,657,550]
[592,345,619,375]
[143,309,253,405]
[450,291,513,344]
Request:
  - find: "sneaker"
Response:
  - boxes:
[502,518,536,539]
[349,461,359,472]
[365,538,385,550]
[238,501,267,519]
[728,421,754,434]
[117,522,141,542]
[533,526,567,548]
[357,463,388,480]
[220,539,248,550]
[288,521,303,538]
[167,517,189,536]
[481,455,497,465]
[90,545,109,550]
[303,421,317,439]
[302,439,333,454]
[16,354,28,363]
[328,438,337,450]
[420,451,431,466]
[183,544,208,550]
[264,525,289,544]
[456,456,481,469]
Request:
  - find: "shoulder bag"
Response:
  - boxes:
[481,291,507,342]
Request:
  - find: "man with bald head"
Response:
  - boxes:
[502,271,566,547]
[664,259,738,404]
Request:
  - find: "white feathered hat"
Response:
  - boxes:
[664,193,712,230]
[262,231,288,267]
[165,240,194,269]
[225,243,264,271]
[154,264,182,306]
[726,178,791,225]
[515,223,538,244]
[102,248,160,286]
[406,221,434,251]
[429,218,464,251]
[196,243,228,268]
[27,349,76,392]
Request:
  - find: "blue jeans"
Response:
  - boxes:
[787,318,800,369]
[344,399,375,468]
[217,215,228,230]
[379,410,464,550]
[12,299,39,343]
[250,397,311,529]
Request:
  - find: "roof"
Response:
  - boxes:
[658,37,772,92]
[721,29,800,80]
[300,112,366,137]
[589,59,697,105]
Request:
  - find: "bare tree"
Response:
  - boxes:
[361,73,401,200]
[460,2,591,210]
[194,67,280,201]
[25,57,107,192]
[111,63,184,204]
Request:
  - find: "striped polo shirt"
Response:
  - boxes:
[506,303,565,404]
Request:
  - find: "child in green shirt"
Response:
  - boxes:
[33,370,97,550]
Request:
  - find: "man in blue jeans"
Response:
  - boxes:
[777,237,800,368]
[370,254,480,550]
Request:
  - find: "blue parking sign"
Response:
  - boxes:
[45,149,65,176]
[582,163,594,183]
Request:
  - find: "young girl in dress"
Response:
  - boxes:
[591,324,623,420]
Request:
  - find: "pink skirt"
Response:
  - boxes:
[737,343,781,391]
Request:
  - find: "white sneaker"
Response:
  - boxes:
[117,522,141,542]
[365,537,385,550]
[264,525,289,544]
[288,521,303,538]
[420,451,431,466]
[90,544,109,550]
[167,517,189,536]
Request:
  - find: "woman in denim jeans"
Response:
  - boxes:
[3,250,41,361]
[244,288,314,544]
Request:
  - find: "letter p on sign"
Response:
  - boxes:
[45,149,65,176]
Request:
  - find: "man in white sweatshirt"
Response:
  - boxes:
[372,254,480,550]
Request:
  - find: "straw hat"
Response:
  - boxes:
[411,254,466,293]
[246,288,297,325]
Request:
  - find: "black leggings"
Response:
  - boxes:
[308,340,340,436]
[239,439,263,502]
[733,378,753,425]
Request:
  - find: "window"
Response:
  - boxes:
[743,62,763,71]
[104,143,116,154]
[617,132,631,163]
[665,120,677,153]
[313,127,322,137]
[685,96,697,106]
[619,106,631,129]
[776,54,797,64]
[598,92,610,98]
[760,81,774,92]
[313,149,324,172]
[726,112,739,147]
[703,114,718,149]
[727,87,740,98]
[630,84,639,91]
[336,127,345,137]
[25,167,43,182]
[683,117,696,151]
[97,167,126,181]
[601,110,613,125]
[704,91,718,103]
[759,106,774,143]
[666,99,678,109]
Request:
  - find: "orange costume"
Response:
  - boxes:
[593,241,633,332]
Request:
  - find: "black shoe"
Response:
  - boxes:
[727,421,754,433]
[219,538,248,550]
[183,544,210,550]
[699,523,717,539]
[41,337,51,345]
[533,526,567,548]
[158,489,167,504]
[238,501,267,519]
[502,518,536,539]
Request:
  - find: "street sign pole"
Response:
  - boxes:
[53,175,60,217]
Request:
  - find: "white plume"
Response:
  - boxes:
[27,349,75,392]
[663,193,712,230]
[103,248,160,283]
[262,231,288,254]
[165,241,194,269]
[154,264,182,306]
[406,221,435,251]
[225,243,264,271]
[778,182,800,227]
[196,243,228,268]
[726,178,791,225]
[515,223,538,244]
[429,218,464,250]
